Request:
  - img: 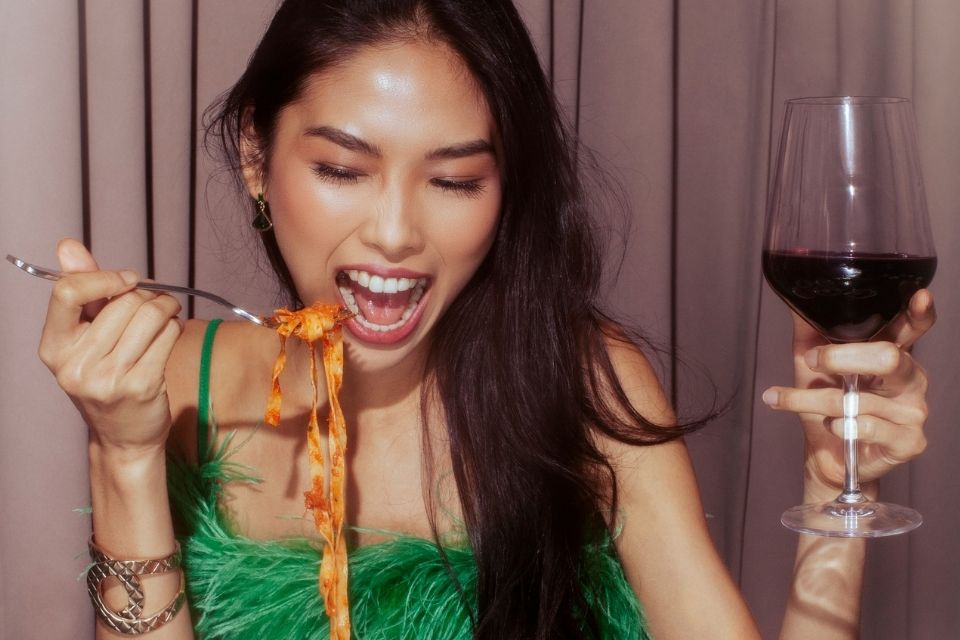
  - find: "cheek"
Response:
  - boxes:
[266,170,359,297]
[270,168,356,236]
[435,198,501,279]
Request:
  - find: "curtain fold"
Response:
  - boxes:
[0,1,93,636]
[149,0,194,294]
[905,1,960,637]
[674,1,777,585]
[189,0,292,327]
[1,1,957,637]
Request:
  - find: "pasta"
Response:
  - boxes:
[264,303,351,640]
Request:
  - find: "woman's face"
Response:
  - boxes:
[254,40,501,373]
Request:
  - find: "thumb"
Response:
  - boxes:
[56,237,108,320]
[57,238,99,273]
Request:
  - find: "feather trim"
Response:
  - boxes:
[167,422,648,639]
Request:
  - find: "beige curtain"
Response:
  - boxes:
[1,1,957,637]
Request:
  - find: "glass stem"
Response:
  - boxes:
[838,373,865,504]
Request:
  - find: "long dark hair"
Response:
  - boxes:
[208,1,700,637]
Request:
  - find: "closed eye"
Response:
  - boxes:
[431,178,486,199]
[312,163,362,183]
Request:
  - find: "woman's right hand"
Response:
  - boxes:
[38,238,183,453]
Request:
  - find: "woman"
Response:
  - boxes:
[40,1,934,638]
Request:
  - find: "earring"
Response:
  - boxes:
[252,193,273,232]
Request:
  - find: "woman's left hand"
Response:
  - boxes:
[762,289,936,498]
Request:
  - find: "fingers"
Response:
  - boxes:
[790,311,827,353]
[762,385,927,427]
[801,341,926,394]
[779,292,934,489]
[824,415,927,463]
[128,315,183,384]
[39,241,183,451]
[55,289,181,372]
[108,294,182,371]
[883,289,937,349]
[57,238,99,273]
[73,288,163,361]
[43,290,182,411]
[40,270,140,362]
[791,290,936,357]
[57,238,110,318]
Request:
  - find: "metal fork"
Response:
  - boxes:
[6,254,277,327]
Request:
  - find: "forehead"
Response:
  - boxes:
[281,40,495,143]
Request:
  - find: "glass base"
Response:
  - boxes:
[782,500,922,537]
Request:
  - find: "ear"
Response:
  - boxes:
[240,111,266,199]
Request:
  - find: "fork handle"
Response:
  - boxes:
[123,283,268,326]
[134,282,233,310]
[7,254,270,326]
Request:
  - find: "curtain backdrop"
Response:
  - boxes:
[2,1,957,637]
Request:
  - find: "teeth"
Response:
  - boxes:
[338,269,429,332]
[339,285,358,312]
[344,270,426,293]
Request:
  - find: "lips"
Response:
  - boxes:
[336,267,431,344]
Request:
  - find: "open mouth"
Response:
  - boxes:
[336,269,430,342]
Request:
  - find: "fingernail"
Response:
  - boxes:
[119,270,139,285]
[804,348,820,369]
[762,389,779,406]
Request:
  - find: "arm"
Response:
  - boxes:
[39,239,195,639]
[765,290,935,639]
[601,341,761,639]
[603,288,934,639]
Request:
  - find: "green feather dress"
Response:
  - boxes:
[167,319,649,639]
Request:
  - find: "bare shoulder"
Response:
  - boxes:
[590,328,688,505]
[594,328,758,638]
[598,329,675,430]
[165,319,275,461]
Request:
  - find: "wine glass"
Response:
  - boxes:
[762,96,936,537]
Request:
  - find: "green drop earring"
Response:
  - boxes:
[252,193,273,232]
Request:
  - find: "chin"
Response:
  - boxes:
[340,324,432,376]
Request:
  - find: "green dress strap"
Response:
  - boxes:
[196,319,223,461]
[170,319,649,639]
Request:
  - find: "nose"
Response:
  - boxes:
[357,182,425,261]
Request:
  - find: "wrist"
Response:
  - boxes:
[88,439,168,509]
[89,437,166,471]
[88,439,175,559]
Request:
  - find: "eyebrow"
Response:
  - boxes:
[424,139,495,161]
[303,125,494,162]
[304,126,382,156]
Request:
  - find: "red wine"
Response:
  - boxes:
[762,250,936,342]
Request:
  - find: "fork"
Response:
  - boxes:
[6,254,278,327]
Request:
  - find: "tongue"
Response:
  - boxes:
[353,288,414,325]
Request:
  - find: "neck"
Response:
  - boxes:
[345,343,427,406]
[276,331,433,442]
[342,338,435,447]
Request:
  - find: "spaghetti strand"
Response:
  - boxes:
[263,304,351,640]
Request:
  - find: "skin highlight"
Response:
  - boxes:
[245,41,501,379]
